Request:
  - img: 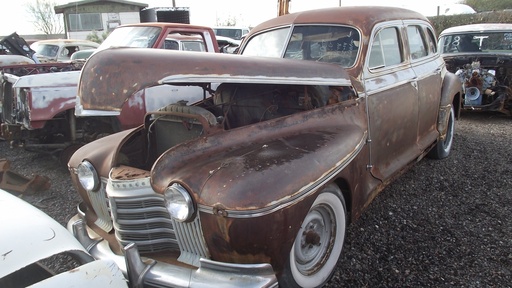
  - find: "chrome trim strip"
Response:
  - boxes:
[87,179,113,232]
[198,131,367,218]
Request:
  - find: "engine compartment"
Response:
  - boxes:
[116,83,357,171]
[444,55,512,113]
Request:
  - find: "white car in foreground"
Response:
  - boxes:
[0,189,127,287]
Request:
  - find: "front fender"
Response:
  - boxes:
[152,100,368,213]
[69,127,139,177]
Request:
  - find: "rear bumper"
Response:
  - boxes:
[67,212,278,288]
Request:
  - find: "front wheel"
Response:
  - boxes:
[280,184,347,287]
[428,106,455,159]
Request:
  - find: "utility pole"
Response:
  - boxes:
[278,0,291,16]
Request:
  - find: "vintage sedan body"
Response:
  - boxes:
[0,189,127,287]
[67,7,461,288]
[30,39,100,63]
[439,23,512,115]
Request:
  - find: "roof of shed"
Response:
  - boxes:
[55,0,148,13]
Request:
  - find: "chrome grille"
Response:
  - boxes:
[86,179,113,232]
[110,195,178,253]
[107,175,210,265]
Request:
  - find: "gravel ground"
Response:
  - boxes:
[1,110,511,287]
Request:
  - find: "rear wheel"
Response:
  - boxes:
[428,106,455,159]
[280,184,347,287]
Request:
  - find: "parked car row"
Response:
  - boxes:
[30,39,100,63]
[0,22,220,163]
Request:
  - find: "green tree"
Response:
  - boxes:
[216,14,239,26]
[463,0,512,12]
[86,30,109,44]
[26,0,64,34]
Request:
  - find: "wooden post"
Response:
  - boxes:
[278,0,291,16]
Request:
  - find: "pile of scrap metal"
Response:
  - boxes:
[0,159,50,194]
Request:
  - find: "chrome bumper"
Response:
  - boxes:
[67,213,278,288]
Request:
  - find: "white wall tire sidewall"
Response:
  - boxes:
[289,191,346,287]
[442,107,455,154]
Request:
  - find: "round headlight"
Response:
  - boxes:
[77,160,100,191]
[164,183,194,222]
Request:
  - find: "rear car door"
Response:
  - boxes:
[363,21,420,181]
[404,21,443,150]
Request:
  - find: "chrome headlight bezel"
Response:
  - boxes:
[76,160,100,191]
[164,183,195,222]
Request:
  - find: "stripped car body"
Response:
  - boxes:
[0,23,219,159]
[439,23,512,115]
[67,6,461,288]
[0,189,128,287]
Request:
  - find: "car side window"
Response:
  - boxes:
[369,27,402,69]
[407,25,428,60]
[425,28,437,54]
[165,40,179,50]
[61,46,79,59]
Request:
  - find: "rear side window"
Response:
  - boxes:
[425,28,437,54]
[407,25,428,60]
[369,27,403,69]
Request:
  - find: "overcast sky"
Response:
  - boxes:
[0,0,463,36]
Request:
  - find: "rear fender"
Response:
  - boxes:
[438,71,462,139]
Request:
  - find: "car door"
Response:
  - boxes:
[404,22,444,150]
[363,22,420,181]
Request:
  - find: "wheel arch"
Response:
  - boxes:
[332,178,352,223]
[438,71,462,136]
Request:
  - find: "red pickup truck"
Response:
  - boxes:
[0,23,219,162]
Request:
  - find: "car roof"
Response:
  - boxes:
[439,23,512,36]
[248,6,429,36]
[118,22,214,31]
[166,34,204,41]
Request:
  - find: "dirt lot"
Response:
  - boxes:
[1,110,511,286]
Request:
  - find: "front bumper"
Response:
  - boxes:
[67,212,278,288]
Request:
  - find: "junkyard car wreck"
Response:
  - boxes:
[67,7,462,288]
[439,23,512,115]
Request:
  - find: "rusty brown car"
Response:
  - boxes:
[67,6,462,287]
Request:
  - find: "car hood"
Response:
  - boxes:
[0,189,88,277]
[13,70,81,88]
[0,55,35,66]
[77,47,352,111]
[149,102,367,211]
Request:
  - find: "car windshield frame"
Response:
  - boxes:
[241,24,361,68]
[97,26,162,51]
[32,44,59,58]
[439,31,512,54]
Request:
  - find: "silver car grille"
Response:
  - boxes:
[107,175,209,266]
[86,179,113,232]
